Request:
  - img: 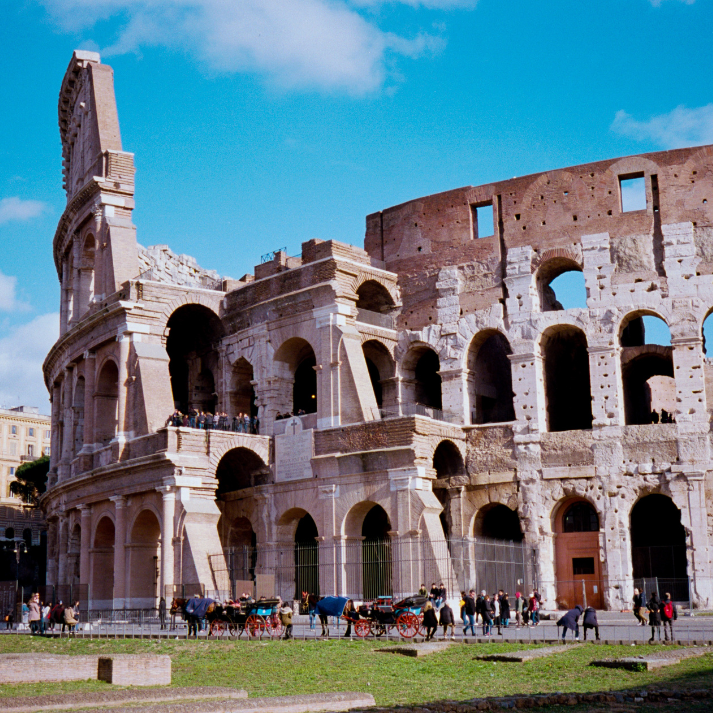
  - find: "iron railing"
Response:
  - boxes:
[356,308,395,330]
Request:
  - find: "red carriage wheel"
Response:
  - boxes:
[246,614,265,638]
[210,620,224,637]
[267,614,283,638]
[396,612,420,639]
[227,622,238,637]
[354,619,371,638]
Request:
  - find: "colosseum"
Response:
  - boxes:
[42,50,713,612]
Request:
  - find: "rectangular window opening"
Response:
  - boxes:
[471,202,494,239]
[619,173,647,212]
[572,557,595,575]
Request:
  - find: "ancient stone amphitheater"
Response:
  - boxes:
[42,50,713,612]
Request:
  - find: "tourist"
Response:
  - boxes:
[514,591,524,628]
[418,583,428,598]
[528,592,540,626]
[647,592,662,642]
[558,604,582,641]
[475,590,486,624]
[243,413,251,432]
[28,594,41,634]
[429,582,439,603]
[159,597,167,630]
[63,602,78,633]
[435,582,446,609]
[482,595,492,636]
[661,592,677,642]
[491,593,501,635]
[21,600,29,629]
[500,590,510,628]
[439,600,455,640]
[422,602,438,641]
[632,587,646,626]
[582,606,599,641]
[280,602,293,639]
[459,591,467,627]
[197,412,206,429]
[463,590,476,636]
[42,601,51,632]
[342,599,358,637]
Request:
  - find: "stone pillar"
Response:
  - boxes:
[57,513,69,585]
[587,344,624,426]
[115,333,131,442]
[61,366,74,466]
[509,351,544,433]
[110,495,127,608]
[671,335,707,423]
[46,518,59,586]
[439,368,469,424]
[157,486,176,601]
[82,352,96,452]
[49,383,61,482]
[78,504,92,588]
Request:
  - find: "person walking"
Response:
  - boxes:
[459,591,467,627]
[343,600,358,637]
[528,592,539,626]
[422,602,438,641]
[557,605,582,641]
[500,591,510,628]
[647,592,662,643]
[582,606,599,641]
[439,600,455,640]
[632,588,646,626]
[159,597,167,630]
[475,590,486,625]
[280,602,293,639]
[463,589,476,636]
[514,592,524,628]
[28,595,41,635]
[491,593,501,635]
[482,595,492,636]
[661,592,677,642]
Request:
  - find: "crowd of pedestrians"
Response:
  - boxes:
[167,409,259,434]
[3,595,79,634]
[458,588,542,637]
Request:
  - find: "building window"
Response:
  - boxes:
[45,430,51,439]
[44,446,51,456]
[29,428,34,437]
[27,444,34,457]
[572,557,595,575]
[9,467,15,476]
[11,425,16,435]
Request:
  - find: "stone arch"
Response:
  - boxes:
[95,358,119,445]
[534,255,584,312]
[209,436,270,471]
[400,343,442,411]
[127,508,161,607]
[552,497,603,609]
[432,440,466,478]
[273,336,317,416]
[276,507,320,542]
[467,329,515,424]
[350,273,399,307]
[215,446,271,496]
[473,503,524,541]
[355,279,397,314]
[91,515,115,607]
[540,324,593,432]
[165,303,225,414]
[158,293,224,334]
[619,309,672,346]
[77,232,96,313]
[362,339,396,410]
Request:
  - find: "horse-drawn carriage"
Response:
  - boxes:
[352,595,427,639]
[171,597,283,638]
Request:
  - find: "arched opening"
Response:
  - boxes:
[273,338,317,417]
[295,514,319,598]
[433,440,465,478]
[631,494,688,600]
[537,259,586,311]
[91,516,115,607]
[401,346,442,412]
[219,516,257,587]
[356,280,395,314]
[68,524,81,586]
[620,314,674,425]
[474,504,524,541]
[541,326,593,432]
[78,233,96,314]
[73,376,85,455]
[362,505,392,600]
[230,358,257,420]
[128,510,161,607]
[95,361,119,446]
[5,527,14,540]
[215,447,270,496]
[467,331,515,424]
[703,312,713,356]
[553,499,602,609]
[432,488,450,539]
[362,340,396,412]
[166,304,225,414]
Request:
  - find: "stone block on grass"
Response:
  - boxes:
[98,655,171,686]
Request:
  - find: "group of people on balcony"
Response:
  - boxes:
[167,409,260,434]
[650,409,676,424]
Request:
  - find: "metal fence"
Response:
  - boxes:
[207,536,538,603]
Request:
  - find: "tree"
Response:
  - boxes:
[9,455,50,506]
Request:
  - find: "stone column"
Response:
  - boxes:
[157,486,176,601]
[49,383,61,483]
[46,518,59,586]
[115,333,131,442]
[61,366,75,466]
[587,344,624,426]
[110,495,127,608]
[509,351,544,433]
[78,504,92,588]
[439,368,469,424]
[57,513,69,585]
[671,335,707,423]
[82,352,96,452]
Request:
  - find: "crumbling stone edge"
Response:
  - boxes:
[353,686,713,711]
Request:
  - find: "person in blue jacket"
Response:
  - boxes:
[557,604,583,640]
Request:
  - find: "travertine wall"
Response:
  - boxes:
[41,50,713,610]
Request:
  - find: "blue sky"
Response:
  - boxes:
[1,0,712,412]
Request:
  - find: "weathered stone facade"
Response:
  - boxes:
[42,51,713,611]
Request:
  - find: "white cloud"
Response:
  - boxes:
[0,197,49,225]
[648,0,694,6]
[0,272,30,313]
[0,313,59,415]
[37,0,467,93]
[611,105,713,149]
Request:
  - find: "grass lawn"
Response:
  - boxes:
[0,638,711,708]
